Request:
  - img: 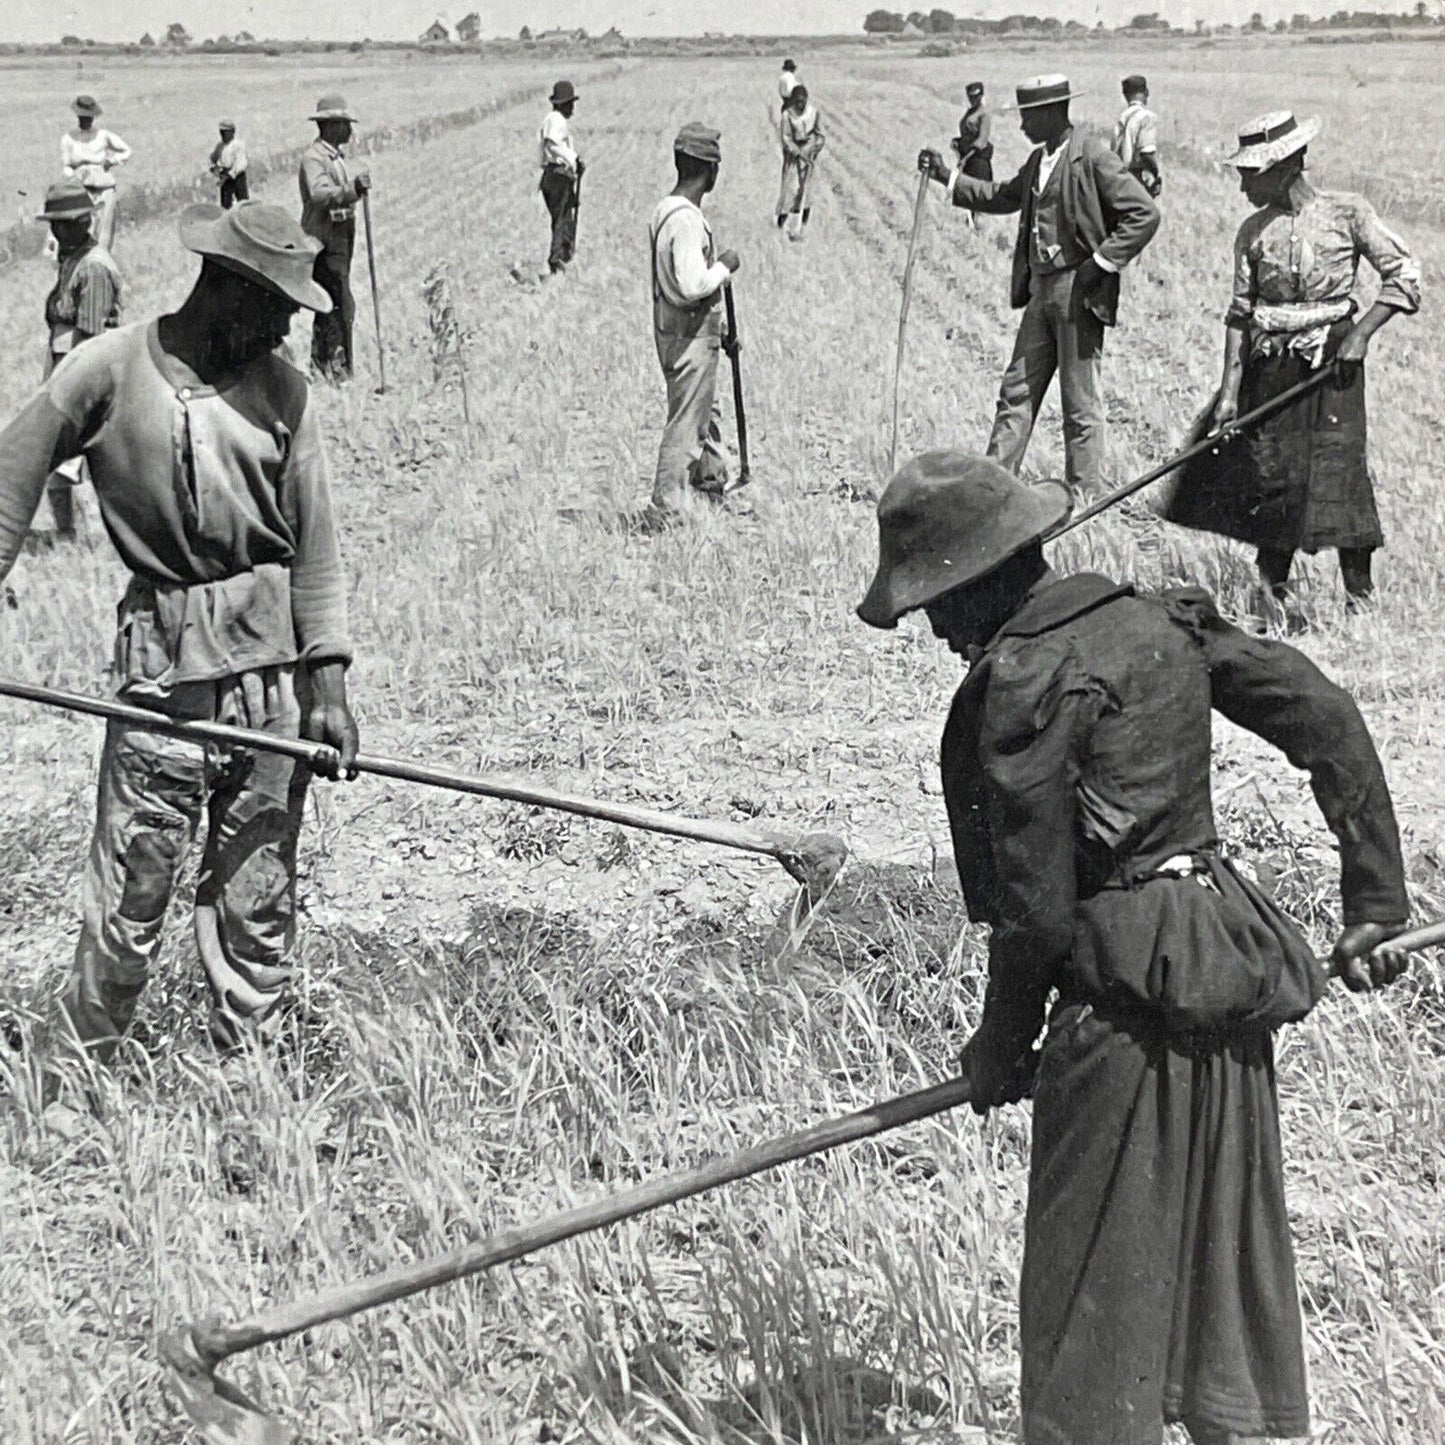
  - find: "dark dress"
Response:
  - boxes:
[942,573,1407,1444]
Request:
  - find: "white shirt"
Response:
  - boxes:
[1113,101,1159,168]
[539,110,578,173]
[649,196,729,308]
[779,71,798,101]
[1033,138,1067,194]
[61,128,132,190]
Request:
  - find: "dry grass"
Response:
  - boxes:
[1,39,1443,1445]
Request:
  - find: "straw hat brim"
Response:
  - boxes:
[178,205,332,313]
[309,108,357,122]
[1001,87,1085,112]
[1228,115,1320,169]
[37,204,95,221]
[72,100,102,117]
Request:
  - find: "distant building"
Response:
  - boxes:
[139,31,155,45]
[537,26,588,41]
[419,19,451,43]
[900,18,926,36]
[457,11,482,41]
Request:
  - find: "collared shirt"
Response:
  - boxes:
[61,127,132,190]
[1228,183,1421,356]
[298,138,360,248]
[942,572,1407,1051]
[780,104,824,158]
[46,241,122,352]
[0,322,351,682]
[649,195,730,310]
[1029,138,1071,270]
[539,110,578,173]
[210,137,248,177]
[1112,101,1158,168]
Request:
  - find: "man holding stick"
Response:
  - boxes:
[209,119,250,209]
[859,449,1411,1445]
[918,75,1159,496]
[639,123,740,533]
[0,202,357,1066]
[539,80,584,276]
[777,85,824,233]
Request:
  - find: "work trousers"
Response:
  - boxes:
[987,266,1106,494]
[540,169,577,272]
[651,326,728,516]
[219,174,250,209]
[61,667,312,1059]
[1021,1001,1309,1444]
[311,247,355,379]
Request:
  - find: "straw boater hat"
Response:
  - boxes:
[674,122,722,164]
[35,180,96,222]
[309,94,356,122]
[857,452,1071,629]
[72,94,103,118]
[1003,74,1084,112]
[550,79,578,105]
[1228,110,1319,170]
[178,201,332,312]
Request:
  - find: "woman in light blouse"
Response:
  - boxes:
[61,94,132,252]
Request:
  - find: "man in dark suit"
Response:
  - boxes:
[919,74,1160,496]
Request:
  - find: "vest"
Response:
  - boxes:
[1029,152,1069,272]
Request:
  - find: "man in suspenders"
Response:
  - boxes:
[640,123,741,533]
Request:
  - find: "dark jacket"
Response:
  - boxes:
[951,128,1160,326]
[942,573,1407,1052]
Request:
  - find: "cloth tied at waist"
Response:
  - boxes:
[1249,297,1354,365]
[1070,849,1327,1034]
[115,561,298,696]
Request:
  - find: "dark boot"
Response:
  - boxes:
[1339,546,1375,608]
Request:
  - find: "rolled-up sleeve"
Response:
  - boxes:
[1349,196,1421,315]
[1225,219,1257,325]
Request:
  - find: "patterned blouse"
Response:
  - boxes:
[1227,184,1420,360]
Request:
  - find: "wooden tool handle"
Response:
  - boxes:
[190,1074,972,1364]
[890,170,932,477]
[723,282,750,478]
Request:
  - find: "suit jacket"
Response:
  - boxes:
[952,128,1160,326]
[298,139,363,256]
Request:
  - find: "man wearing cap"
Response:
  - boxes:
[34,180,123,537]
[857,449,1411,1445]
[918,75,1160,498]
[299,94,371,379]
[779,58,799,105]
[777,85,825,231]
[209,120,250,209]
[1161,111,1419,621]
[62,95,131,252]
[642,123,741,531]
[952,82,993,184]
[1113,75,1161,198]
[539,81,584,276]
[0,202,358,1064]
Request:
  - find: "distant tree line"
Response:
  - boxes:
[863,4,1440,32]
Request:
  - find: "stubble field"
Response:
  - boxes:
[1,38,1443,1445]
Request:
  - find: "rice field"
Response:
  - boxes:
[0,36,1443,1445]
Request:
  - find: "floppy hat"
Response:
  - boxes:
[1003,74,1084,112]
[309,93,356,122]
[35,180,96,222]
[178,201,332,312]
[1228,110,1319,170]
[674,122,722,164]
[72,94,103,117]
[550,79,578,104]
[857,452,1071,629]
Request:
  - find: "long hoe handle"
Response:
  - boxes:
[890,170,931,476]
[0,680,818,872]
[723,282,750,483]
[167,1075,972,1370]
[361,192,386,395]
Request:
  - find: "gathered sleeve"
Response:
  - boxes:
[103,130,132,166]
[1348,195,1421,315]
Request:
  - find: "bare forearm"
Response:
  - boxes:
[1219,322,1247,400]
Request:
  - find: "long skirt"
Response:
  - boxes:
[961,147,993,182]
[1159,320,1381,554]
[1021,999,1310,1444]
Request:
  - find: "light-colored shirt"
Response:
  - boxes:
[61,128,132,190]
[1113,102,1158,168]
[779,71,798,101]
[0,322,350,683]
[539,109,578,173]
[210,137,248,177]
[46,242,122,354]
[649,196,729,309]
[298,138,361,250]
[780,104,824,159]
[1227,184,1421,355]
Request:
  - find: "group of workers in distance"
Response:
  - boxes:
[1,57,1425,1445]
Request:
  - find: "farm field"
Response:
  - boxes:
[1,36,1444,1444]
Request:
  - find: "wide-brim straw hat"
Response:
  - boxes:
[178,201,332,312]
[36,180,96,222]
[72,93,103,117]
[857,452,1071,629]
[1002,74,1084,112]
[550,79,578,104]
[309,93,356,122]
[1228,110,1320,170]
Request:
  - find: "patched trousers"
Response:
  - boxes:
[651,325,728,515]
[987,266,1106,494]
[61,667,311,1058]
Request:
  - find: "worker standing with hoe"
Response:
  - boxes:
[858,450,1412,1445]
[777,84,824,234]
[299,94,371,380]
[209,119,250,208]
[539,80,584,276]
[0,202,358,1077]
[638,123,741,533]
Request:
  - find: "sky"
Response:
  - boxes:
[15,0,1421,44]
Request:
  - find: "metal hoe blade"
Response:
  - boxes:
[160,1327,293,1445]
